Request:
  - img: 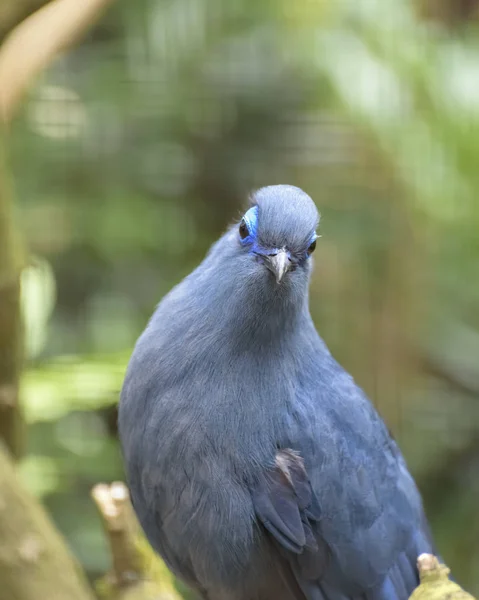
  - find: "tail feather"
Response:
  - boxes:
[371,576,401,600]
[295,579,327,600]
[289,550,420,600]
[388,564,409,599]
[274,521,430,600]
[365,548,421,600]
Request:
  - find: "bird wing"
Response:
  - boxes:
[251,449,329,586]
[251,443,431,600]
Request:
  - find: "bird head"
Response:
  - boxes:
[237,185,319,285]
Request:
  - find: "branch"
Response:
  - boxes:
[91,482,183,600]
[0,1,49,42]
[92,482,142,588]
[410,554,476,600]
[0,444,95,600]
[0,0,115,124]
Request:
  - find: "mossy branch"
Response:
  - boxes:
[409,554,476,600]
[0,444,95,600]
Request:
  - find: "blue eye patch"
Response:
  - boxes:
[242,206,258,240]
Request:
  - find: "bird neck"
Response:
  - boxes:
[218,274,312,350]
[192,231,314,349]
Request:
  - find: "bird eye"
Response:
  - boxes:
[239,219,249,240]
[307,239,317,255]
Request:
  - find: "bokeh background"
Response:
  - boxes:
[1,0,479,594]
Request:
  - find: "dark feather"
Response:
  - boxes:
[253,449,328,582]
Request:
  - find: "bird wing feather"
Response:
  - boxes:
[252,449,329,584]
[251,438,430,600]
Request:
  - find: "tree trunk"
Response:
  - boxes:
[0,444,96,600]
[0,0,116,455]
[0,139,24,459]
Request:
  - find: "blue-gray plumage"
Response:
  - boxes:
[118,185,434,600]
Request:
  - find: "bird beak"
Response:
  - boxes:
[267,249,291,284]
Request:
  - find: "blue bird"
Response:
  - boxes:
[119,185,435,600]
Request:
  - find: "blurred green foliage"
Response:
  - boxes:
[4,0,479,593]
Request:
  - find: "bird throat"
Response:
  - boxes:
[226,276,310,350]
